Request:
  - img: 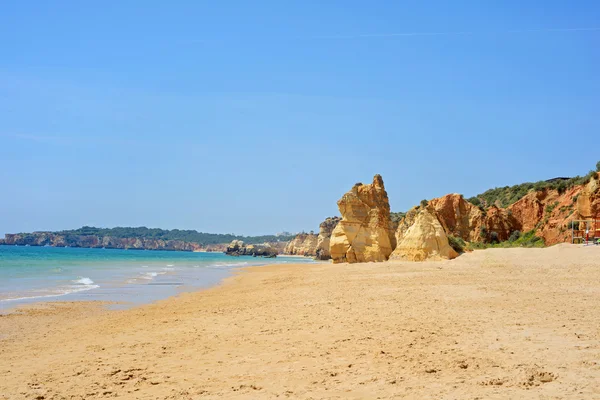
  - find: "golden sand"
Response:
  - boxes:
[1,244,600,399]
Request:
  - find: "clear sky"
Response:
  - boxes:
[1,1,599,236]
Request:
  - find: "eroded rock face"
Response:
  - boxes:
[508,191,546,233]
[390,209,458,261]
[428,194,485,242]
[329,175,396,264]
[577,173,600,219]
[315,217,341,260]
[394,206,420,245]
[284,233,319,257]
[508,185,586,245]
[428,194,516,242]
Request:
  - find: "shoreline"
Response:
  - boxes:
[1,245,600,398]
[0,248,319,311]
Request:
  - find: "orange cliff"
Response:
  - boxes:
[426,172,600,246]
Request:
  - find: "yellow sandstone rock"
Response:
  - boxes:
[330,175,396,263]
[284,233,319,256]
[390,208,458,261]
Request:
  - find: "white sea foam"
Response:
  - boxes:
[138,271,167,281]
[207,262,249,269]
[73,277,95,285]
[0,279,99,303]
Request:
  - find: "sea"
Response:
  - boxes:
[0,246,315,310]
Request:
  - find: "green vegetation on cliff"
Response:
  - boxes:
[390,212,406,224]
[468,230,544,249]
[52,226,294,245]
[467,162,599,209]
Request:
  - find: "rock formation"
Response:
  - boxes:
[225,240,277,257]
[284,233,319,257]
[394,206,421,245]
[315,217,341,260]
[390,208,458,261]
[329,175,396,263]
[428,194,485,242]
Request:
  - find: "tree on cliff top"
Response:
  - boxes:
[596,160,600,172]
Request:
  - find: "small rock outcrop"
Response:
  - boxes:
[390,209,458,261]
[315,217,341,260]
[329,175,396,264]
[225,240,277,257]
[284,233,319,257]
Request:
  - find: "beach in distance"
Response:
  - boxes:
[2,244,600,399]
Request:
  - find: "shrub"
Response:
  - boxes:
[447,235,466,254]
[557,180,567,194]
[597,160,600,172]
[390,212,406,224]
[420,199,429,208]
[584,170,597,184]
[545,201,559,214]
[467,197,481,206]
[508,230,521,242]
[480,226,488,237]
[490,231,500,244]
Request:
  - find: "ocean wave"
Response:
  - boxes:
[126,271,167,284]
[206,262,249,269]
[0,279,100,303]
[73,277,95,285]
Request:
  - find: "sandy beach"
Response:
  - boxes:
[1,245,600,399]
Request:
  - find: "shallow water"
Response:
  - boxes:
[0,246,315,309]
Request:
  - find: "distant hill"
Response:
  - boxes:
[53,226,294,245]
[0,226,295,251]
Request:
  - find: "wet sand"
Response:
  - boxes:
[1,244,600,399]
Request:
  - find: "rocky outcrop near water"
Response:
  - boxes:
[390,208,458,261]
[330,175,396,264]
[0,233,204,251]
[315,217,341,260]
[225,240,278,257]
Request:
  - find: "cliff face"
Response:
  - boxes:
[329,175,396,264]
[315,217,341,260]
[284,233,319,257]
[0,233,204,251]
[422,173,600,246]
[428,194,485,242]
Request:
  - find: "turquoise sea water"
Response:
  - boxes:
[0,246,315,310]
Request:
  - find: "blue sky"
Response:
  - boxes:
[1,1,599,236]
